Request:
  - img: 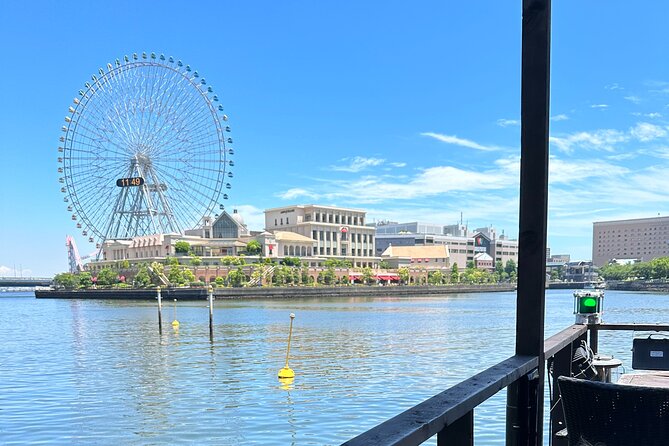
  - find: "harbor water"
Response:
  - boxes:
[1,289,668,445]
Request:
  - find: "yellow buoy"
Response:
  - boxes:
[278,313,296,379]
[278,376,294,390]
[172,299,179,327]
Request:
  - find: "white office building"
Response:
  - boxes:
[264,204,378,267]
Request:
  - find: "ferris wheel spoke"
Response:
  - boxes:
[76,85,136,152]
[151,166,223,211]
[151,127,222,161]
[69,119,134,157]
[151,162,221,204]
[79,87,132,149]
[148,84,216,157]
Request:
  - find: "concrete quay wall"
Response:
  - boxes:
[35,284,515,300]
[606,280,669,293]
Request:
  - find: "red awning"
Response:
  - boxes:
[375,274,400,281]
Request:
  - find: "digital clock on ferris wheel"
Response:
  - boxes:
[116,177,145,187]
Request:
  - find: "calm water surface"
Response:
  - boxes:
[1,289,668,445]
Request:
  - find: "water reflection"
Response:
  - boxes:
[1,290,668,444]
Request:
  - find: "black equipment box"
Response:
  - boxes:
[632,336,669,370]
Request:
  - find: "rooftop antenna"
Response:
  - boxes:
[460,212,463,225]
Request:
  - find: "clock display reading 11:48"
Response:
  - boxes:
[116,177,145,187]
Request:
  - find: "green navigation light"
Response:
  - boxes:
[577,295,601,314]
[583,297,597,308]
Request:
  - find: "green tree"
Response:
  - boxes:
[174,241,190,254]
[632,262,652,280]
[246,240,262,255]
[495,261,504,276]
[167,267,184,285]
[183,269,196,283]
[280,257,302,267]
[215,276,225,286]
[96,268,118,286]
[318,267,337,285]
[227,268,246,287]
[190,255,202,267]
[398,267,410,285]
[54,272,79,289]
[133,267,152,288]
[466,260,475,269]
[379,260,391,270]
[78,271,94,288]
[451,263,460,283]
[361,267,374,285]
[166,256,179,266]
[504,259,517,276]
[428,270,444,285]
[323,259,352,268]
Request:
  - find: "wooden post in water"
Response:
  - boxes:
[208,286,214,339]
[157,286,163,333]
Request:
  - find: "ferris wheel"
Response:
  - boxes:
[57,52,233,247]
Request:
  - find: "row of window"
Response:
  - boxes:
[315,247,374,256]
[305,213,364,225]
[311,230,374,243]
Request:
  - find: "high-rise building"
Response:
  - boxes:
[592,216,669,266]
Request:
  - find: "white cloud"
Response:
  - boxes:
[389,162,406,168]
[605,83,623,91]
[277,188,319,200]
[330,156,385,173]
[624,95,642,104]
[551,114,569,122]
[496,118,520,127]
[421,132,502,151]
[548,158,629,184]
[646,112,663,119]
[630,122,667,142]
[591,104,609,109]
[550,129,628,153]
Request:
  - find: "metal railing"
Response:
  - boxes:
[343,325,588,446]
[343,322,669,445]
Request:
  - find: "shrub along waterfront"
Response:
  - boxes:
[53,257,518,290]
[599,257,669,281]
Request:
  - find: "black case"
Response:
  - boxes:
[632,336,669,370]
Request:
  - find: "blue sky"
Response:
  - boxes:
[2,1,669,277]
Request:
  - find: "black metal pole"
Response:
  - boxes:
[507,0,551,445]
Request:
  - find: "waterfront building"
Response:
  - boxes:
[374,221,444,236]
[592,216,669,266]
[443,223,468,237]
[548,254,570,263]
[264,204,378,267]
[379,245,450,269]
[473,252,494,270]
[99,210,252,264]
[564,261,597,282]
[375,229,518,270]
